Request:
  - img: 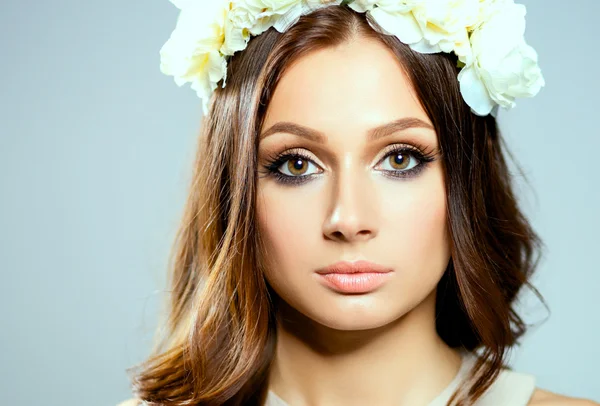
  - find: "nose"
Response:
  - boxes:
[322,164,378,243]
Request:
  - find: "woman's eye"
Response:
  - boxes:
[277,156,320,177]
[376,150,419,172]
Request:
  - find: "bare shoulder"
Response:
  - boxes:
[116,399,141,406]
[529,388,600,406]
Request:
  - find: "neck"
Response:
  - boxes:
[267,288,463,406]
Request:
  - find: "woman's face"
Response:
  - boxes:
[256,36,450,331]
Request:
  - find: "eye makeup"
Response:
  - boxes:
[259,142,439,186]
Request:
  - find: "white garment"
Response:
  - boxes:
[265,350,537,406]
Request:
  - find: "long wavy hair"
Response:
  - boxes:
[126,5,548,405]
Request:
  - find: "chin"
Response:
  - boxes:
[298,293,408,331]
[314,314,396,331]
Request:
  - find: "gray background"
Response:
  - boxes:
[0,1,598,405]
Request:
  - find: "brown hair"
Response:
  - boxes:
[126,5,548,405]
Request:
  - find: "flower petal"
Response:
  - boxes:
[368,7,423,44]
[272,3,306,32]
[348,0,377,13]
[457,65,495,116]
[409,39,442,54]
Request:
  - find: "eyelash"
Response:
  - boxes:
[261,143,438,186]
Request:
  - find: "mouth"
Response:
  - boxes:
[315,260,393,294]
[316,259,392,274]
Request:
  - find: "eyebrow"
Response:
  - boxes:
[259,117,434,143]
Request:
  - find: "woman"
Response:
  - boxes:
[119,1,597,405]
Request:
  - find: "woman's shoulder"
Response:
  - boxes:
[528,388,599,406]
[116,399,141,406]
[460,353,597,406]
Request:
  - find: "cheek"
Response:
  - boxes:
[256,184,321,283]
[380,169,450,277]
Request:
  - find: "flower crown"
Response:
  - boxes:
[159,0,545,117]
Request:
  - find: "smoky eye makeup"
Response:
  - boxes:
[258,141,440,186]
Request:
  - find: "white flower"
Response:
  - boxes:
[348,0,379,13]
[159,0,232,114]
[227,2,259,32]
[362,0,479,64]
[473,0,515,27]
[304,0,346,10]
[457,1,545,115]
[306,0,344,4]
[272,0,345,32]
[233,0,301,35]
[412,0,479,63]
[222,5,255,56]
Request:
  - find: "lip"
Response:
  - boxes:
[316,260,392,275]
[316,260,393,294]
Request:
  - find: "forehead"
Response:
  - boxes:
[262,36,431,139]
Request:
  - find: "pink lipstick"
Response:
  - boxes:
[315,260,393,294]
